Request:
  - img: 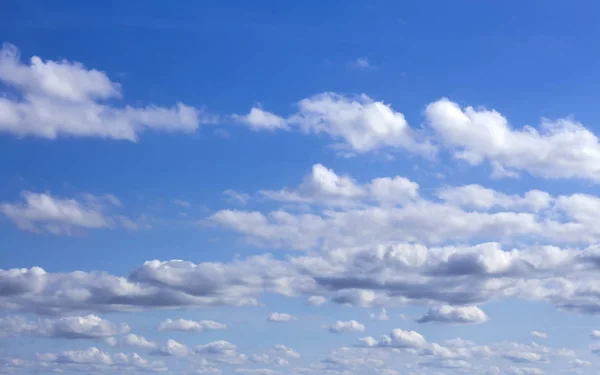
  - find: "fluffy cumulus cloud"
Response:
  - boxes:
[158,318,227,332]
[212,164,600,251]
[530,331,548,339]
[327,320,366,333]
[234,93,434,154]
[425,98,600,181]
[416,305,489,325]
[120,333,158,350]
[0,44,208,141]
[152,339,190,357]
[258,163,419,208]
[8,240,600,318]
[234,93,600,183]
[0,191,147,234]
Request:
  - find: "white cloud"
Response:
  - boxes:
[307,296,327,306]
[260,164,365,207]
[196,341,247,365]
[361,328,427,349]
[369,176,419,205]
[273,344,300,359]
[0,191,145,235]
[158,318,226,332]
[122,333,158,350]
[0,314,129,339]
[233,107,287,131]
[6,240,600,319]
[0,44,205,141]
[327,320,366,333]
[267,313,296,322]
[437,184,551,211]
[570,358,591,367]
[530,331,548,339]
[213,165,600,249]
[235,93,433,154]
[592,329,600,339]
[426,97,600,181]
[152,339,190,357]
[416,305,488,325]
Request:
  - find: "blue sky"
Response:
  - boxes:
[2,1,600,374]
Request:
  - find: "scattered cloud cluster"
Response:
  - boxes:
[416,305,488,325]
[327,320,366,333]
[0,44,206,141]
[4,43,600,375]
[0,191,148,234]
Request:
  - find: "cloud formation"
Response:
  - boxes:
[416,305,489,325]
[327,320,366,333]
[0,44,206,141]
[0,191,146,234]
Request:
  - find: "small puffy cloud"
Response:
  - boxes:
[530,331,547,339]
[196,341,247,365]
[308,296,327,306]
[416,305,488,325]
[369,176,419,204]
[361,328,427,349]
[0,315,129,339]
[327,320,366,333]
[158,318,227,332]
[0,43,204,141]
[152,339,190,357]
[260,163,364,207]
[259,163,419,208]
[273,344,300,359]
[235,93,433,154]
[592,329,600,339]
[122,334,158,350]
[570,358,591,367]
[233,107,287,131]
[267,313,296,323]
